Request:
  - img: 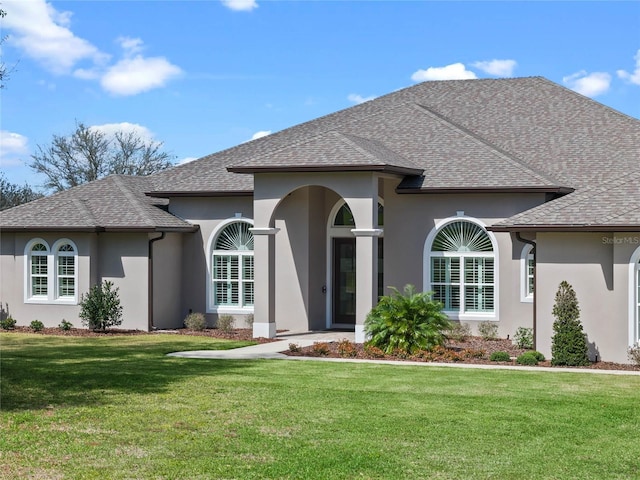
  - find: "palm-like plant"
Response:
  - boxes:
[364,284,452,354]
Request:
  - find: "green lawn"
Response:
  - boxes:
[2,333,640,479]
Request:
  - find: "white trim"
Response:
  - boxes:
[520,244,534,303]
[24,238,50,303]
[249,227,280,235]
[253,321,276,338]
[629,245,640,347]
[351,228,384,237]
[206,218,255,314]
[422,216,499,321]
[52,238,79,304]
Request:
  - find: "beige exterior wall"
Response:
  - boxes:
[536,232,640,364]
[152,232,183,329]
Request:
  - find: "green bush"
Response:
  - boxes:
[447,322,472,342]
[184,312,207,331]
[478,322,499,340]
[365,284,452,354]
[551,281,589,366]
[517,352,540,365]
[288,343,301,353]
[489,351,511,362]
[513,327,534,349]
[30,320,44,332]
[0,315,16,330]
[530,351,545,361]
[217,314,235,332]
[79,280,123,332]
[59,319,73,331]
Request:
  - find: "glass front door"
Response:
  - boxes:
[333,238,356,325]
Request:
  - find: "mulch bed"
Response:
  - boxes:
[3,327,638,371]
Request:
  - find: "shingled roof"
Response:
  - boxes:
[0,175,197,232]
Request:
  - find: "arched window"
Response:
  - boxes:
[521,244,534,302]
[429,220,495,315]
[211,221,254,309]
[28,240,49,298]
[54,241,77,300]
[332,202,384,227]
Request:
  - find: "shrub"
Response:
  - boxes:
[0,315,16,330]
[217,314,235,332]
[490,351,511,362]
[184,312,207,331]
[447,322,472,342]
[311,342,330,356]
[478,322,499,340]
[628,344,640,365]
[288,343,301,353]
[513,327,534,349]
[79,281,123,332]
[530,351,545,361]
[363,343,385,358]
[30,320,44,332]
[517,352,540,365]
[551,281,589,366]
[364,284,452,354]
[59,319,73,331]
[245,314,254,328]
[337,339,357,358]
[462,349,486,359]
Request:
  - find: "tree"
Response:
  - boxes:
[0,174,43,210]
[30,122,175,192]
[550,281,590,366]
[79,280,123,332]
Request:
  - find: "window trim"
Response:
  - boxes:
[53,239,79,303]
[423,216,499,321]
[206,218,255,314]
[24,238,78,305]
[520,244,534,303]
[629,245,640,346]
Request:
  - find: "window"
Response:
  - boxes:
[428,220,495,316]
[25,238,78,303]
[521,244,535,302]
[29,241,49,298]
[211,221,254,309]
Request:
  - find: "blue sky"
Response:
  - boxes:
[2,0,639,189]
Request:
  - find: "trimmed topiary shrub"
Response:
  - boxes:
[217,314,235,332]
[30,320,44,332]
[489,351,511,362]
[517,352,540,365]
[478,322,499,340]
[513,327,534,349]
[79,281,123,332]
[365,284,452,354]
[184,312,207,331]
[551,281,589,366]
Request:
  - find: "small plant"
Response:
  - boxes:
[628,343,640,366]
[184,312,207,331]
[551,281,589,366]
[79,280,123,332]
[288,343,301,353]
[311,342,330,356]
[490,351,511,362]
[517,352,540,365]
[217,314,235,332]
[478,322,499,340]
[462,349,486,359]
[363,343,385,358]
[513,327,534,349]
[29,320,44,332]
[0,315,16,330]
[530,351,545,362]
[337,339,357,358]
[364,284,452,354]
[447,322,472,342]
[245,313,254,328]
[59,319,73,331]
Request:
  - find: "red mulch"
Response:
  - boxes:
[3,327,638,371]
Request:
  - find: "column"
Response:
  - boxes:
[351,228,383,343]
[250,227,280,338]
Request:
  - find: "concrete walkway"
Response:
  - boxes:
[166,331,640,375]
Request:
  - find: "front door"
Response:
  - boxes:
[333,237,356,325]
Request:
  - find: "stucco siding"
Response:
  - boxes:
[152,232,183,329]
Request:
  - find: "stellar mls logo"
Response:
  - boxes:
[602,236,640,245]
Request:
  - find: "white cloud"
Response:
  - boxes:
[221,0,258,11]
[562,70,611,97]
[617,49,640,86]
[250,131,271,141]
[101,55,182,96]
[118,36,145,56]
[347,93,376,104]
[3,0,108,74]
[178,157,199,165]
[0,131,30,167]
[411,63,477,82]
[472,59,517,77]
[89,122,156,143]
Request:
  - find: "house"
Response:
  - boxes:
[1,77,639,363]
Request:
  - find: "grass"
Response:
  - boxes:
[2,333,640,479]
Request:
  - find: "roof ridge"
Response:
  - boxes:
[111,175,154,227]
[335,131,418,168]
[412,102,567,187]
[71,196,99,226]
